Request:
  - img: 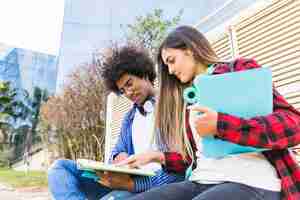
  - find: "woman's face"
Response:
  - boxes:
[161,48,199,83]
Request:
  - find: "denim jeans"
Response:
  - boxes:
[48,159,135,200]
[127,181,280,200]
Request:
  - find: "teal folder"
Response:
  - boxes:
[183,67,272,158]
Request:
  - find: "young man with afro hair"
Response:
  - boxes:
[48,43,184,200]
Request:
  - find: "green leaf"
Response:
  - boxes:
[125,8,183,57]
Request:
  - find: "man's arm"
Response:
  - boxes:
[118,147,194,175]
[97,169,184,193]
[132,169,184,192]
[109,134,128,163]
[109,111,132,163]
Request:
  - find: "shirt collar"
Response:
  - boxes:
[134,96,155,116]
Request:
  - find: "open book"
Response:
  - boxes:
[77,159,156,177]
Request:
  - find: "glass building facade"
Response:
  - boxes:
[0,43,57,96]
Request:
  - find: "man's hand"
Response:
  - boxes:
[96,171,134,191]
[116,151,165,169]
[112,152,129,164]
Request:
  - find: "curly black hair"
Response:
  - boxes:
[100,43,156,94]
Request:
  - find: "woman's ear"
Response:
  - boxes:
[184,49,194,57]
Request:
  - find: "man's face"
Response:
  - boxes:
[116,73,153,105]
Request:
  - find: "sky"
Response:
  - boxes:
[0,0,65,55]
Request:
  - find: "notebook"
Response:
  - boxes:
[183,67,272,158]
[77,159,156,178]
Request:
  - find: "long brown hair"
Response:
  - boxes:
[155,26,220,159]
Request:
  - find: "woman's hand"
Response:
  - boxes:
[188,105,218,137]
[96,171,134,191]
[116,151,165,168]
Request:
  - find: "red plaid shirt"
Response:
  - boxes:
[163,58,300,200]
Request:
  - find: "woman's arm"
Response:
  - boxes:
[214,58,300,149]
[162,152,191,174]
[217,91,300,149]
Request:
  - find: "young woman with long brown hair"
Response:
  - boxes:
[123,26,300,200]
